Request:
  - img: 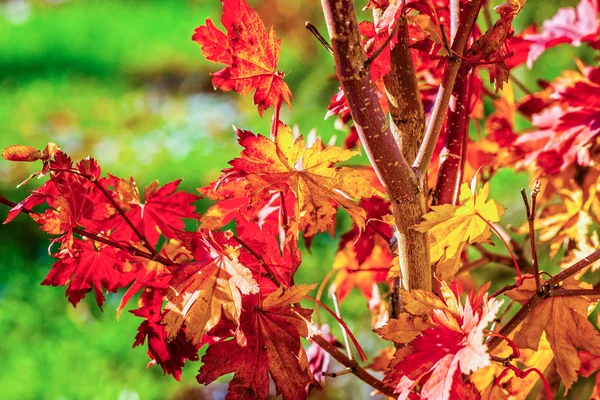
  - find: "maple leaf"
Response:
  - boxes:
[524,186,597,257]
[162,230,259,345]
[524,0,600,68]
[42,237,138,308]
[330,239,392,302]
[466,0,525,89]
[339,195,392,265]
[379,283,502,400]
[107,178,199,247]
[512,65,600,175]
[192,0,292,116]
[5,153,102,250]
[131,284,200,380]
[197,285,315,400]
[413,179,505,281]
[234,215,301,290]
[205,124,383,237]
[507,276,600,393]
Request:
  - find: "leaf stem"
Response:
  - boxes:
[476,211,522,283]
[304,295,366,362]
[330,291,354,361]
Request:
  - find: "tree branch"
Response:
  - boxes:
[488,247,600,352]
[376,12,432,302]
[413,0,485,176]
[320,0,419,203]
[311,334,395,397]
[434,64,471,205]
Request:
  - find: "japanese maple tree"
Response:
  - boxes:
[4,0,600,398]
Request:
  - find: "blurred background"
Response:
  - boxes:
[0,0,593,399]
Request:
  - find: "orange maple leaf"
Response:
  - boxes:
[162,231,259,345]
[330,238,392,302]
[193,0,292,116]
[507,275,600,393]
[204,124,383,237]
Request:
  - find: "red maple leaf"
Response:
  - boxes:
[192,0,293,116]
[513,65,600,175]
[107,178,199,247]
[5,153,101,247]
[380,284,501,400]
[42,237,138,308]
[524,0,600,67]
[131,284,201,380]
[162,230,260,345]
[197,285,315,400]
[235,215,302,290]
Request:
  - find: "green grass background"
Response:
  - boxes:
[0,0,594,399]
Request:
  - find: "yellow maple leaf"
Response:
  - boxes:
[507,276,600,393]
[413,179,505,281]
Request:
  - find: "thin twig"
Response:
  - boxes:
[0,194,173,265]
[305,22,333,55]
[522,181,541,292]
[364,18,401,68]
[304,295,366,362]
[310,334,395,397]
[548,288,600,297]
[547,248,600,286]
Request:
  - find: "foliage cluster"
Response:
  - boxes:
[3,0,600,399]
